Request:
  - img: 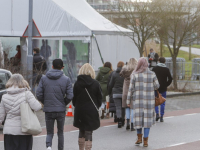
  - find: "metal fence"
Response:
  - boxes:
[165,62,200,81]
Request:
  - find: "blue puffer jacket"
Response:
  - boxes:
[36,69,73,112]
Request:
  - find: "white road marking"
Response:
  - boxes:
[184,113,198,116]
[164,116,175,119]
[104,124,117,128]
[169,142,186,147]
[70,130,79,133]
[34,135,46,138]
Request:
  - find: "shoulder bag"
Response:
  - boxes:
[20,91,42,135]
[155,90,166,106]
[85,88,101,117]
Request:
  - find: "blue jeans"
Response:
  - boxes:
[155,91,166,116]
[125,108,134,123]
[137,128,150,138]
[45,112,65,150]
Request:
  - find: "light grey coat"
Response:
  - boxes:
[127,69,159,129]
[0,87,42,135]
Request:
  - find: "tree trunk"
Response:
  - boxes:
[139,48,143,57]
[160,40,163,57]
[172,56,178,90]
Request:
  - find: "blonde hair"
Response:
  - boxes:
[127,58,138,71]
[78,63,96,79]
[6,74,30,89]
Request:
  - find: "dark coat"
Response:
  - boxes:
[107,72,116,113]
[152,66,173,93]
[36,69,73,112]
[96,67,111,102]
[108,67,124,95]
[33,53,47,74]
[73,75,102,131]
[40,45,52,60]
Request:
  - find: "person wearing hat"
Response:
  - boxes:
[36,59,73,150]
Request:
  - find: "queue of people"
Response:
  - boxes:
[0,48,173,150]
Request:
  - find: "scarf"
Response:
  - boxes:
[157,63,167,67]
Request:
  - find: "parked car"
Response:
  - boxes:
[0,69,12,126]
[0,69,12,102]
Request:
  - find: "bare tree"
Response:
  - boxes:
[156,0,200,90]
[115,0,161,57]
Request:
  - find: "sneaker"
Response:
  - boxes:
[47,147,52,150]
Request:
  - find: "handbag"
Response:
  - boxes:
[20,91,42,135]
[155,90,166,106]
[85,88,101,117]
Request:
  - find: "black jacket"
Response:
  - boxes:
[107,71,116,113]
[152,66,173,93]
[108,67,124,95]
[33,53,47,74]
[73,75,102,131]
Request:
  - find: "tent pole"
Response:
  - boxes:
[27,0,33,88]
[92,34,104,65]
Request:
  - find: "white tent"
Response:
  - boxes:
[0,0,139,70]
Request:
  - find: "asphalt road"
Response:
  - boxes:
[1,95,200,150]
[0,111,199,150]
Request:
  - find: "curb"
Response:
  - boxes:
[167,92,200,98]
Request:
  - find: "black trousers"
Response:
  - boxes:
[79,129,93,141]
[4,134,33,150]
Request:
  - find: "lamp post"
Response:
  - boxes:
[27,0,33,88]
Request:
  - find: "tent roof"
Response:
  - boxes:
[0,0,132,37]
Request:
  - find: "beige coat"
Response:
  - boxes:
[0,87,42,135]
[120,66,135,108]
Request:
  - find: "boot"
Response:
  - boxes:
[118,118,122,128]
[143,137,148,147]
[114,114,117,123]
[101,110,105,119]
[135,134,143,144]
[160,116,164,122]
[156,114,160,121]
[126,119,130,130]
[85,141,92,150]
[78,138,85,150]
[122,119,125,127]
[131,123,135,131]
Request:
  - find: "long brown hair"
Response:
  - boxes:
[104,62,113,72]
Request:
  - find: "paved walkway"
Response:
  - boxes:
[169,45,200,55]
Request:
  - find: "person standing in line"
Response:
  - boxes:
[0,74,42,150]
[108,61,125,128]
[32,48,47,94]
[127,57,159,147]
[107,70,117,122]
[40,40,52,71]
[148,48,159,70]
[152,57,173,122]
[120,58,137,131]
[36,59,73,150]
[73,63,102,150]
[96,62,113,119]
